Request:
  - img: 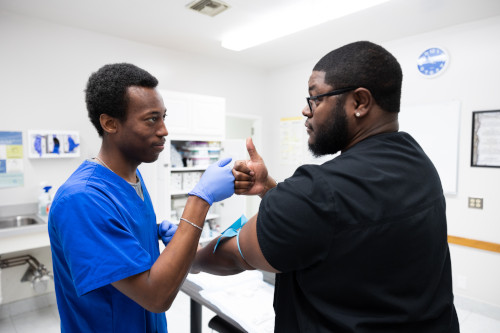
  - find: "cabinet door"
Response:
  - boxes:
[161,91,191,136]
[138,160,167,223]
[138,140,170,223]
[191,97,225,137]
[160,90,225,140]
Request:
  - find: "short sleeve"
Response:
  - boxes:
[257,165,336,272]
[51,189,152,296]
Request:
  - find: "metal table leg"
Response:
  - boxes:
[190,298,202,333]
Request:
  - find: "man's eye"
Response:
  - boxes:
[311,97,322,105]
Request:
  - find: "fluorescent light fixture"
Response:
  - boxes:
[221,0,390,51]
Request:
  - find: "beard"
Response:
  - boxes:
[308,102,349,157]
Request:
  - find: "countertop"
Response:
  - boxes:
[0,203,50,254]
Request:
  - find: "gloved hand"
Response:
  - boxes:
[158,220,178,246]
[189,157,235,205]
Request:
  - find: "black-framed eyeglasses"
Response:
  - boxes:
[306,87,358,114]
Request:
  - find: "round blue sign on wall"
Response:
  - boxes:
[417,47,448,77]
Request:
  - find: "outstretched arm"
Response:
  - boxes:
[191,213,280,275]
[233,137,277,198]
[112,158,235,313]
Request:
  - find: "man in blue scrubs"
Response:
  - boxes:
[48,63,234,332]
[192,41,459,332]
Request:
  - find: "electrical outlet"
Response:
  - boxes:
[468,197,483,209]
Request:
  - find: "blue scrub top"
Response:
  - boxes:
[49,161,168,332]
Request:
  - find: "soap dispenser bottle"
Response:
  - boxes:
[38,185,52,216]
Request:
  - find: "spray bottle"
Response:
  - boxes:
[38,184,52,217]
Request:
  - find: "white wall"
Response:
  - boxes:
[387,16,500,310]
[264,16,500,310]
[0,10,267,207]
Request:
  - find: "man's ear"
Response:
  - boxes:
[351,88,373,118]
[99,114,118,134]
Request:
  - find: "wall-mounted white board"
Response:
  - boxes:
[399,101,461,194]
[278,101,461,195]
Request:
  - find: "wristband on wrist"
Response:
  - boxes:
[180,217,203,231]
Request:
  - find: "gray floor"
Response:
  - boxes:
[1,292,500,332]
[0,291,216,333]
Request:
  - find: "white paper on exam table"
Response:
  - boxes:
[187,271,275,333]
[187,270,263,290]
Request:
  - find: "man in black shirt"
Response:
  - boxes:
[192,41,459,333]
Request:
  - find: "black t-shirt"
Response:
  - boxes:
[257,132,459,333]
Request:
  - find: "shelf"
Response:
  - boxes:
[171,166,207,172]
[167,136,224,226]
[170,190,189,196]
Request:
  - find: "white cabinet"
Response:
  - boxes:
[159,90,225,141]
[168,140,222,225]
[139,91,245,235]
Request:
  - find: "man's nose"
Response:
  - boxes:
[158,120,168,136]
[302,105,312,117]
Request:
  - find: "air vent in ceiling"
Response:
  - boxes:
[186,0,230,17]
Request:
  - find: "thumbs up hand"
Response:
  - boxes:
[233,137,277,198]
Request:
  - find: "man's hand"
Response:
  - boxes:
[158,220,178,246]
[189,158,235,205]
[233,137,275,198]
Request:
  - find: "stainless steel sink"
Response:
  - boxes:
[0,215,46,229]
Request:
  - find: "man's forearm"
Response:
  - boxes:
[112,195,210,312]
[191,236,254,275]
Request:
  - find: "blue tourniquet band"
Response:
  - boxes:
[236,229,245,260]
[213,214,248,254]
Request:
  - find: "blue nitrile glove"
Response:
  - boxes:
[158,220,178,246]
[188,157,235,205]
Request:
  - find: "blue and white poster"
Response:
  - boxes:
[417,47,448,77]
[0,131,24,188]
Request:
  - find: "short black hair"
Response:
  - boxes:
[313,41,402,113]
[85,63,159,136]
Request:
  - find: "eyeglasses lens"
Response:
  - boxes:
[307,99,315,114]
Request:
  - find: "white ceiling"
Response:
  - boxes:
[2,0,500,70]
